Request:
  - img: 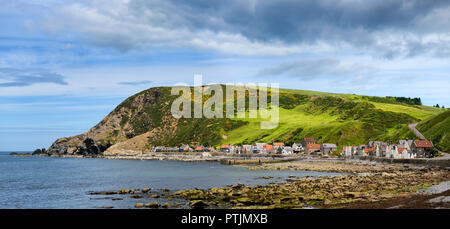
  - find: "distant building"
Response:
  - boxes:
[292,143,303,153]
[220,144,230,153]
[179,144,193,152]
[411,140,434,157]
[242,145,253,154]
[320,143,337,155]
[301,137,317,147]
[282,147,294,155]
[273,142,285,148]
[305,144,321,154]
[263,144,273,154]
[195,145,205,152]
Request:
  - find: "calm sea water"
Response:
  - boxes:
[0,151,339,209]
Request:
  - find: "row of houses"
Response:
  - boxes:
[150,137,339,155]
[342,139,435,159]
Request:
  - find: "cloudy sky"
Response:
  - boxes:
[1,0,449,150]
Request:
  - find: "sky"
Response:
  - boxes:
[0,0,449,150]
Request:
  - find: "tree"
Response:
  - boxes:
[436,104,440,108]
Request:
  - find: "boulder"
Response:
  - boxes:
[189,200,208,209]
[145,202,160,208]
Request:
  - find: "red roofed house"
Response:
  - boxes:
[411,140,434,157]
[273,142,285,154]
[264,144,273,154]
[195,146,205,152]
[220,144,230,153]
[301,137,317,147]
[305,144,321,155]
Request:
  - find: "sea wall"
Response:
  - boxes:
[348,155,450,169]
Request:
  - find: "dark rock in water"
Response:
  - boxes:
[189,200,208,209]
[118,189,134,194]
[32,148,47,155]
[131,194,144,199]
[141,188,151,193]
[89,191,118,195]
[144,202,160,208]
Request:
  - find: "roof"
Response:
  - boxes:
[273,142,285,146]
[306,144,321,149]
[264,145,273,151]
[397,148,406,153]
[195,146,203,150]
[303,137,316,142]
[414,140,433,148]
[321,143,337,148]
[220,144,229,148]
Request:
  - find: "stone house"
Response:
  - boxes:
[301,137,317,147]
[305,144,321,154]
[411,140,434,158]
[320,143,337,155]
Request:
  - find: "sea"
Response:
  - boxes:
[0,151,339,209]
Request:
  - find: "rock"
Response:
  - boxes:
[112,198,123,201]
[145,202,160,208]
[202,152,212,157]
[141,188,151,193]
[236,197,255,205]
[231,183,244,189]
[135,203,144,208]
[344,192,361,198]
[103,206,114,209]
[89,191,118,195]
[189,200,208,209]
[151,194,160,198]
[131,194,143,199]
[119,189,134,194]
[32,148,47,155]
[161,203,171,208]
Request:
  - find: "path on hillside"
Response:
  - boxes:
[408,123,450,159]
[408,123,426,140]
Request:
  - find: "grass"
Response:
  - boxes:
[369,102,443,120]
[110,86,446,151]
[416,110,450,152]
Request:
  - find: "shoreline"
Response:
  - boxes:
[26,153,450,209]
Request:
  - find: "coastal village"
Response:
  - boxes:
[151,137,437,159]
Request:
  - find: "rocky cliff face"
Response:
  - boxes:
[45,87,177,156]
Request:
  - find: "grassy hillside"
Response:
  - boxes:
[47,85,445,155]
[416,110,450,152]
[222,91,441,149]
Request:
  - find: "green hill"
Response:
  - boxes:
[45,86,444,156]
[416,110,450,152]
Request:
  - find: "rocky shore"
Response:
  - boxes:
[164,166,449,209]
[28,150,450,209]
[83,156,449,209]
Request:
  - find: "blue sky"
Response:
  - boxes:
[1,0,449,150]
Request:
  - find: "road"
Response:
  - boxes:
[408,123,450,159]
